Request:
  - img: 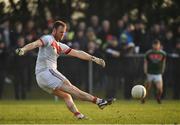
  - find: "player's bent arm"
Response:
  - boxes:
[16,40,43,56]
[68,49,105,67]
[144,59,148,75]
[21,40,43,53]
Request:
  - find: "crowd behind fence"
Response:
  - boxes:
[0,14,180,100]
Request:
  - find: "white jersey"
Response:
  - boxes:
[35,34,71,74]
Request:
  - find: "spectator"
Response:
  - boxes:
[122,14,129,26]
[87,41,97,55]
[77,21,86,32]
[86,27,102,51]
[10,22,23,47]
[13,36,28,100]
[116,19,125,38]
[1,21,11,48]
[119,34,135,56]
[119,27,136,99]
[90,15,101,35]
[73,30,87,50]
[134,21,146,53]
[86,28,103,91]
[146,24,164,50]
[163,30,174,53]
[153,24,164,41]
[98,20,112,47]
[25,20,37,43]
[24,20,37,91]
[104,35,121,98]
[120,24,135,46]
[162,30,174,98]
[65,22,75,42]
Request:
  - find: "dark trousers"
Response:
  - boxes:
[14,68,27,100]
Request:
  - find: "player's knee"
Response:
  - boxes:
[62,80,76,94]
[157,87,163,93]
[63,93,71,100]
[63,79,72,86]
[159,88,163,93]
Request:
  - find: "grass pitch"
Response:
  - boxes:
[0,100,180,124]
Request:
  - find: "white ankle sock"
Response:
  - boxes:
[96,98,103,104]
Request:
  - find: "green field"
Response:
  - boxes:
[0,100,180,124]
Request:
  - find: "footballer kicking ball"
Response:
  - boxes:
[131,85,146,99]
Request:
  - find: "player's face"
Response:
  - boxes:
[55,25,66,41]
[153,43,161,50]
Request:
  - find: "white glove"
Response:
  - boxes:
[91,56,106,68]
[15,48,25,56]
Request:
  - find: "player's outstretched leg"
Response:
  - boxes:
[56,79,115,109]
[53,89,86,119]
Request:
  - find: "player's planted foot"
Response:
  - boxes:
[97,98,116,109]
[74,112,86,119]
[141,98,146,104]
[156,97,162,104]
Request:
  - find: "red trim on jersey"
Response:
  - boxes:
[65,48,72,54]
[39,39,45,46]
[149,54,163,60]
[51,41,62,54]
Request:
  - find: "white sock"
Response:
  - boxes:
[96,98,103,104]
